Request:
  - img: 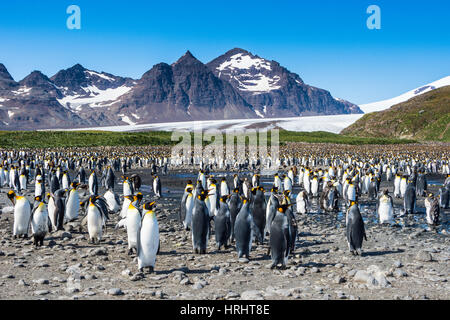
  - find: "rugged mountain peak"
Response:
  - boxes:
[19,70,51,86]
[0,63,18,90]
[172,50,203,67]
[0,63,14,81]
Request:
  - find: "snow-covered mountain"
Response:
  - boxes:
[207,48,362,117]
[360,76,450,113]
[0,49,365,130]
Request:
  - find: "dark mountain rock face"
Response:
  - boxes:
[207,48,363,117]
[0,49,362,130]
[111,51,256,123]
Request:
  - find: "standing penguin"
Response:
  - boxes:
[250,186,266,245]
[65,182,80,222]
[137,201,159,274]
[127,196,142,255]
[191,190,210,254]
[403,181,416,215]
[183,188,195,231]
[377,189,394,224]
[228,188,242,242]
[234,198,253,260]
[214,196,231,250]
[265,187,280,236]
[103,188,121,214]
[346,201,367,255]
[104,166,115,191]
[52,189,67,231]
[30,196,49,246]
[425,193,440,226]
[153,175,162,198]
[220,178,230,197]
[88,170,98,195]
[393,174,401,198]
[268,204,292,269]
[123,176,134,197]
[7,190,31,239]
[35,175,45,198]
[416,170,427,197]
[77,166,86,185]
[296,190,309,214]
[86,196,109,244]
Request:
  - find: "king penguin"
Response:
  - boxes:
[65,182,80,222]
[234,198,253,260]
[296,189,309,214]
[7,190,31,239]
[268,204,292,269]
[30,196,49,246]
[127,195,142,255]
[228,188,242,242]
[377,189,394,224]
[86,195,109,244]
[191,189,210,254]
[250,186,266,245]
[137,201,159,274]
[214,196,231,250]
[403,180,416,215]
[346,200,367,255]
[88,170,98,195]
[123,176,134,197]
[425,193,440,226]
[153,175,162,198]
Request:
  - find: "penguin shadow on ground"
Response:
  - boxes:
[360,248,405,257]
[302,261,336,268]
[152,267,212,276]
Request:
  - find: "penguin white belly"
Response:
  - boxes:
[62,176,69,190]
[19,175,27,190]
[104,190,120,213]
[304,179,311,194]
[296,196,306,214]
[48,197,57,229]
[378,201,393,224]
[31,206,49,236]
[89,175,95,194]
[65,190,80,221]
[87,206,103,241]
[127,211,141,249]
[184,196,194,229]
[394,178,401,196]
[35,182,43,197]
[138,217,159,269]
[123,182,132,196]
[208,194,217,216]
[120,198,131,218]
[311,180,318,196]
[13,198,31,236]
[400,181,407,197]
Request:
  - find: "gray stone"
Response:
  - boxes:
[108,288,123,296]
[34,290,50,296]
[192,282,204,290]
[416,250,433,262]
[393,269,408,278]
[393,260,403,268]
[241,290,264,300]
[89,247,108,256]
[34,279,49,285]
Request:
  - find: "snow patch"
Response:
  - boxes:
[217,53,272,72]
[8,110,14,118]
[254,110,265,118]
[11,87,32,95]
[360,76,450,113]
[118,114,137,125]
[85,70,116,82]
[58,85,132,110]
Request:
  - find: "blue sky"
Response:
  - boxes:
[0,0,449,104]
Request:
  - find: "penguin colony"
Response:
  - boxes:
[0,144,449,276]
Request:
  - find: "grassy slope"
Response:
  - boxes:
[342,86,450,141]
[0,130,414,148]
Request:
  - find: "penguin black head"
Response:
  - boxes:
[251,187,258,195]
[220,195,229,202]
[283,190,291,196]
[271,186,278,193]
[258,186,264,192]
[186,187,193,193]
[187,180,192,185]
[70,181,80,189]
[7,190,15,203]
[277,204,293,213]
[35,195,42,202]
[233,188,239,193]
[198,190,208,201]
[383,189,389,195]
[143,201,156,211]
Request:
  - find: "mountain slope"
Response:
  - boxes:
[360,76,450,113]
[207,48,362,117]
[109,51,257,124]
[342,86,450,141]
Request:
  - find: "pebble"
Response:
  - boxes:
[34,290,50,296]
[34,279,49,285]
[108,288,123,296]
[416,250,433,262]
[240,290,264,300]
